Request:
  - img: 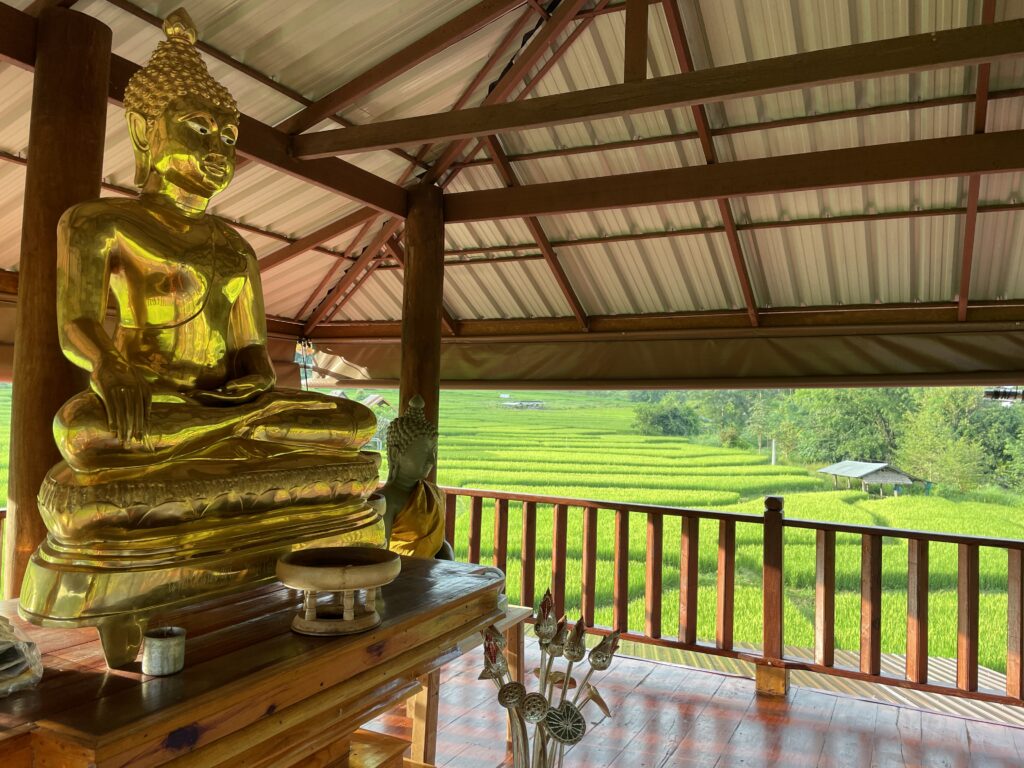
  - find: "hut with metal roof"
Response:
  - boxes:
[819,460,921,495]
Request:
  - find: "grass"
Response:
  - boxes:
[368,388,1024,675]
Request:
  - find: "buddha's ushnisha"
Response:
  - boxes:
[51,6,376,475]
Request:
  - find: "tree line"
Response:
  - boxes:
[632,388,1024,491]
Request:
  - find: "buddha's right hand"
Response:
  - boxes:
[91,354,152,447]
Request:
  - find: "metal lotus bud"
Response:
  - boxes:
[484,624,506,651]
[547,618,568,657]
[497,681,526,709]
[544,701,587,745]
[534,589,557,642]
[588,630,620,671]
[564,616,587,662]
[521,691,549,723]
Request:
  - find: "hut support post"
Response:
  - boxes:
[2,8,110,597]
[399,182,445,428]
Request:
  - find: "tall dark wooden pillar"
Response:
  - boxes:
[399,183,445,425]
[3,8,110,597]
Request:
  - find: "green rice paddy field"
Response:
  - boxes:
[383,389,1024,674]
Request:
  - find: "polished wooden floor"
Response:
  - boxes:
[368,640,1024,768]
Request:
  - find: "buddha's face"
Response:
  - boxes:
[129,95,238,200]
[391,435,437,484]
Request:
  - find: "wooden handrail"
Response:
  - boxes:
[439,485,1024,709]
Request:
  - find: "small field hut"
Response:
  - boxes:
[818,461,920,496]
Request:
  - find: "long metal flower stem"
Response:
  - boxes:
[571,666,595,705]
[558,660,575,704]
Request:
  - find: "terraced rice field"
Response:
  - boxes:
[384,390,1023,674]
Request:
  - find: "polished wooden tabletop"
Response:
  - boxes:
[0,557,504,766]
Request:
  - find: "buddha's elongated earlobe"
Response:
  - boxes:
[126,111,152,187]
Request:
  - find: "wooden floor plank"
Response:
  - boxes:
[361,638,1024,768]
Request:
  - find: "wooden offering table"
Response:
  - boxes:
[0,557,504,768]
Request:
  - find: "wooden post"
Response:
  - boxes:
[3,8,110,598]
[623,0,649,83]
[757,496,788,695]
[399,181,444,424]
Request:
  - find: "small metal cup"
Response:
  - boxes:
[142,626,186,676]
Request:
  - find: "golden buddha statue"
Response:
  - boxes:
[381,396,452,560]
[18,9,383,668]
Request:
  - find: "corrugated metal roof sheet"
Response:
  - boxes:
[2,0,1024,326]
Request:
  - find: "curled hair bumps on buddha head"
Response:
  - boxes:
[123,7,239,185]
[386,395,438,467]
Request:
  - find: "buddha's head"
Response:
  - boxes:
[386,395,438,485]
[123,8,239,201]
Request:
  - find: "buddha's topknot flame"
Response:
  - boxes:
[123,7,237,120]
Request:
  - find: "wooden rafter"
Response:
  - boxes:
[296,217,382,321]
[292,18,1024,157]
[99,0,429,173]
[662,0,758,327]
[278,0,530,136]
[958,0,997,322]
[440,0,612,187]
[384,236,459,336]
[445,130,1024,221]
[1,6,408,216]
[304,219,404,334]
[483,137,589,329]
[441,200,1024,257]
[623,0,649,83]
[450,86,1024,171]
[422,0,591,183]
[250,4,540,282]
[300,301,1024,342]
[258,208,378,273]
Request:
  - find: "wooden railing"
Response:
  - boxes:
[440,486,1024,708]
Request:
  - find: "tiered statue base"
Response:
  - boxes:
[18,452,384,668]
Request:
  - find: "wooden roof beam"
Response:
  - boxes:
[296,217,382,321]
[304,219,404,334]
[957,0,997,322]
[445,130,1024,221]
[258,208,378,274]
[0,5,408,216]
[292,18,1024,157]
[623,0,649,83]
[278,0,531,136]
[417,0,592,183]
[308,301,1024,341]
[384,236,459,336]
[662,0,757,327]
[483,137,589,330]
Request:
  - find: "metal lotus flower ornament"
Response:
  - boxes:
[483,589,620,767]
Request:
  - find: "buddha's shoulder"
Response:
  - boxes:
[210,216,256,258]
[59,197,148,229]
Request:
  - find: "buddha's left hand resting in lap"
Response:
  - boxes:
[54,9,374,476]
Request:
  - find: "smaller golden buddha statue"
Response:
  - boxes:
[19,9,383,667]
[381,396,452,560]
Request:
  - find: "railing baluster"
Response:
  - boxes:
[716,519,736,650]
[614,509,629,633]
[493,498,509,574]
[957,542,979,692]
[907,538,929,683]
[1008,548,1024,698]
[468,496,483,564]
[860,533,882,676]
[521,501,537,608]
[809,529,833,666]
[758,497,787,695]
[444,493,457,546]
[679,515,699,644]
[552,503,568,617]
[582,506,597,626]
[645,512,663,639]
